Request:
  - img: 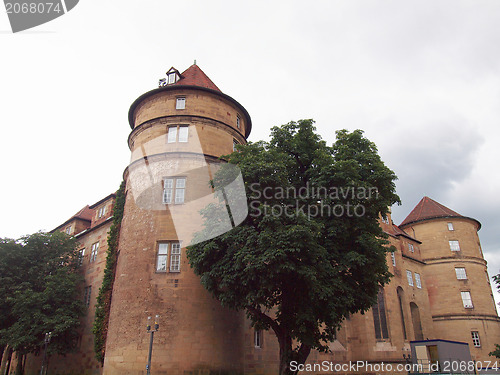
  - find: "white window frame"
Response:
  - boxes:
[449,240,460,251]
[406,270,414,286]
[391,252,396,267]
[254,330,262,348]
[170,243,181,272]
[167,125,189,143]
[178,126,188,142]
[98,205,106,218]
[471,331,481,347]
[415,273,422,289]
[163,177,186,204]
[90,242,99,263]
[408,243,414,252]
[448,222,454,231]
[176,97,186,109]
[168,72,178,84]
[156,243,168,272]
[79,248,85,266]
[461,291,473,308]
[236,115,241,129]
[455,267,467,280]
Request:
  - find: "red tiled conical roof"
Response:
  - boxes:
[400,196,474,228]
[174,64,221,92]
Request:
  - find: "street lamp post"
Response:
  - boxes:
[146,315,159,375]
[39,332,52,375]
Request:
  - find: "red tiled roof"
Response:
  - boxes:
[71,205,94,222]
[400,196,462,227]
[174,64,221,92]
[384,223,421,243]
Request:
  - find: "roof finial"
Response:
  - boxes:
[194,59,197,65]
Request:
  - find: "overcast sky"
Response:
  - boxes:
[1,1,499,304]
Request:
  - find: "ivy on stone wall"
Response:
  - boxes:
[92,180,126,364]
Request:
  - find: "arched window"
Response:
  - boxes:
[397,287,407,340]
[410,302,424,340]
[372,288,389,340]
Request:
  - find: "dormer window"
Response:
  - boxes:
[166,67,181,85]
[98,205,106,218]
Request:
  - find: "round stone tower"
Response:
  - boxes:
[103,64,251,375]
[399,197,500,361]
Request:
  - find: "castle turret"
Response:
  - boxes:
[400,197,500,361]
[103,64,251,375]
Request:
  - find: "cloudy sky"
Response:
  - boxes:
[1,1,499,302]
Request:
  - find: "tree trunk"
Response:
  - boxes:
[277,331,311,375]
[0,346,7,375]
[14,353,23,375]
[2,346,13,375]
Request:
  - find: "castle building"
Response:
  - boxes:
[7,65,500,375]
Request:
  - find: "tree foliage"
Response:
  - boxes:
[187,120,400,374]
[93,180,126,363]
[0,231,84,363]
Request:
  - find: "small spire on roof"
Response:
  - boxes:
[194,59,197,65]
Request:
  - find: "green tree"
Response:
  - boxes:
[0,231,84,374]
[187,120,400,375]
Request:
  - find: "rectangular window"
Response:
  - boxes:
[90,242,99,262]
[163,177,186,204]
[408,243,414,252]
[407,270,414,286]
[156,243,168,272]
[448,222,454,231]
[254,330,262,348]
[471,331,481,347]
[461,291,473,308]
[78,248,85,266]
[391,251,396,267]
[167,125,188,143]
[449,240,460,251]
[170,243,181,272]
[372,288,389,340]
[236,115,241,129]
[98,206,106,218]
[415,273,422,289]
[174,178,186,204]
[167,126,177,143]
[233,140,238,152]
[84,286,92,307]
[456,267,467,280]
[178,126,188,142]
[65,226,71,234]
[176,97,186,109]
[163,178,173,203]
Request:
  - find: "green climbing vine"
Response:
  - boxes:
[92,180,126,364]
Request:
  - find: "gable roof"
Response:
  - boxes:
[52,205,93,232]
[400,196,481,230]
[173,64,221,92]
